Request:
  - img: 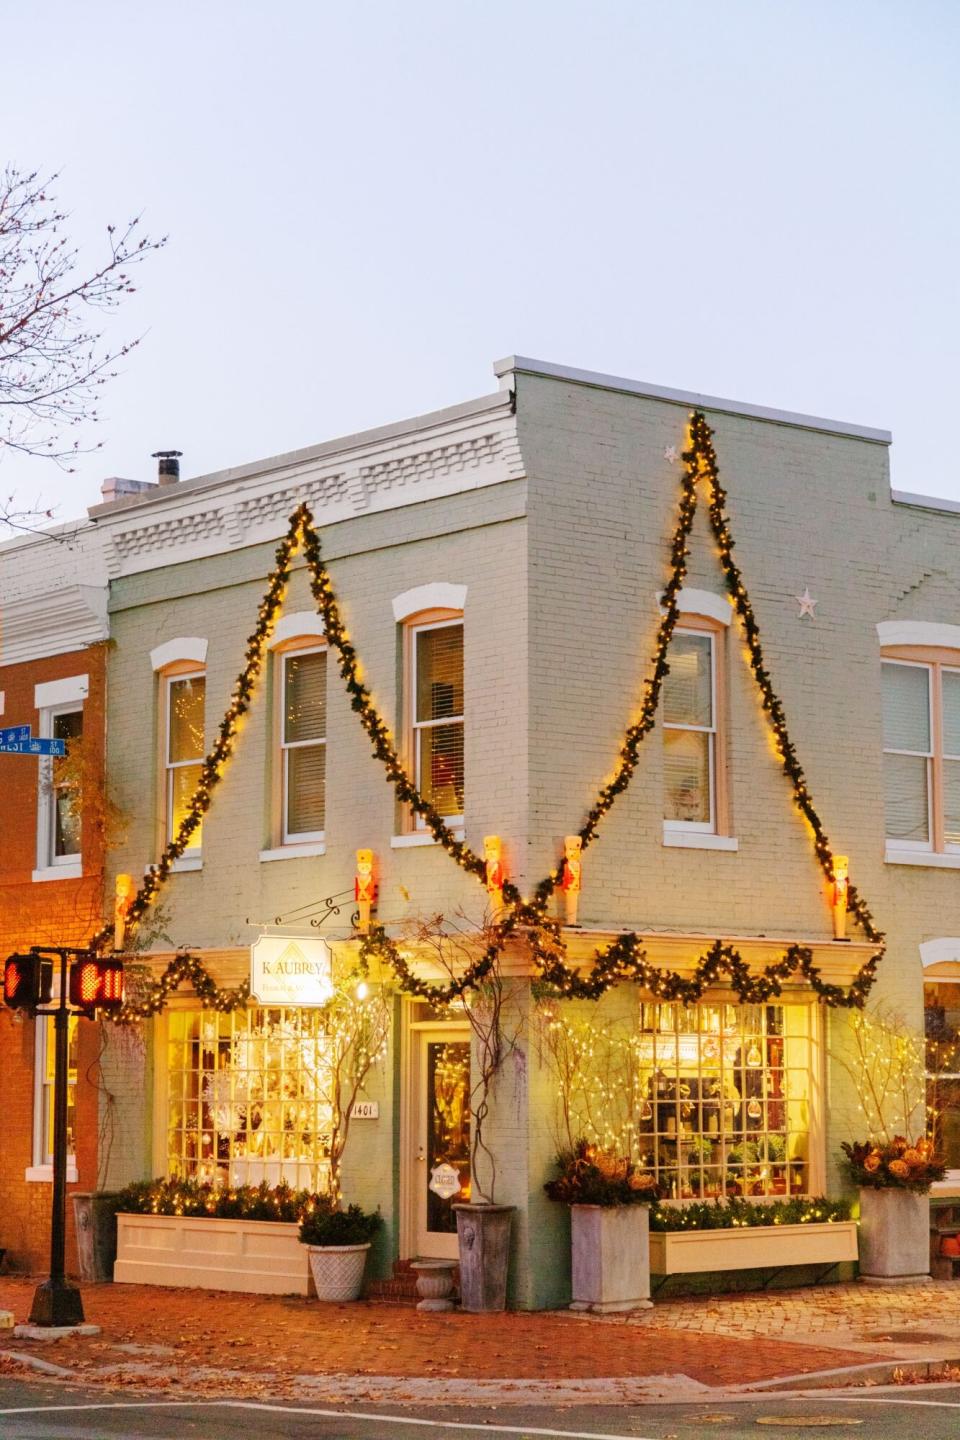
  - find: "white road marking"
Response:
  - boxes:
[835,1394,960,1409]
[0,1396,659,1439]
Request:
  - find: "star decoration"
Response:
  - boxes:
[663,445,679,464]
[796,587,818,619]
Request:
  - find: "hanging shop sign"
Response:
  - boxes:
[249,935,333,1007]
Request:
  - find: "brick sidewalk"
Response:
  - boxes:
[0,1276,881,1393]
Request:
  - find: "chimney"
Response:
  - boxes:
[100,476,158,503]
[152,450,183,485]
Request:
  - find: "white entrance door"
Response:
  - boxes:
[413,1026,471,1260]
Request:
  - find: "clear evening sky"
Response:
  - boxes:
[3,0,958,523]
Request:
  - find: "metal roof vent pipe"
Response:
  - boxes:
[152,449,183,485]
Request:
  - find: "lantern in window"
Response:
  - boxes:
[560,835,582,927]
[355,849,377,934]
[483,835,505,919]
[832,855,849,941]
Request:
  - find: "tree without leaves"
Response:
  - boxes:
[0,166,166,531]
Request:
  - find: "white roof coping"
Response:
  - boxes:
[494,355,892,445]
[892,488,960,517]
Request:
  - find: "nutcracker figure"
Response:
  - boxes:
[114,873,135,952]
[832,855,849,940]
[560,835,582,927]
[355,849,377,934]
[484,835,505,918]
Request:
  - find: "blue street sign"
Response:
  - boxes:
[0,725,31,744]
[0,737,66,756]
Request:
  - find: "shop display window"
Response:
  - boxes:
[925,981,960,1177]
[166,1007,335,1191]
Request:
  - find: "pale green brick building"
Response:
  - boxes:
[90,357,960,1308]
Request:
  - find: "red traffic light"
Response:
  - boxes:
[68,957,125,1013]
[3,954,46,1011]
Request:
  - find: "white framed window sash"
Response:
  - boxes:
[411,617,464,831]
[29,1009,78,1179]
[944,664,960,854]
[280,644,327,845]
[165,669,205,851]
[663,627,716,834]
[36,702,83,872]
[882,658,933,852]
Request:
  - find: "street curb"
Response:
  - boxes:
[0,1348,76,1379]
[742,1354,960,1392]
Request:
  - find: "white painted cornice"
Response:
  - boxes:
[90,391,522,580]
[0,522,109,667]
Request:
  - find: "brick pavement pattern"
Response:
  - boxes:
[0,1277,884,1391]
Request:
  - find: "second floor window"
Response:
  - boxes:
[166,672,206,850]
[42,708,83,866]
[411,619,464,826]
[883,657,960,853]
[663,629,717,830]
[281,647,327,841]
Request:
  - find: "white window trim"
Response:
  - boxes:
[391,829,465,849]
[656,588,732,627]
[150,637,208,672]
[34,674,89,709]
[410,617,464,832]
[878,620,960,651]
[392,583,467,623]
[165,669,205,856]
[663,626,717,833]
[28,1013,78,1181]
[279,645,327,846]
[259,842,327,862]
[886,847,960,870]
[267,613,325,650]
[34,701,83,878]
[921,938,960,969]
[662,825,739,852]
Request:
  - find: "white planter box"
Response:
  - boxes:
[858,1188,930,1283]
[114,1213,310,1295]
[649,1220,859,1276]
[570,1204,652,1313]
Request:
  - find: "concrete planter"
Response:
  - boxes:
[649,1219,859,1276]
[858,1188,930,1283]
[114,1212,309,1295]
[305,1242,370,1302]
[72,1192,120,1284]
[570,1204,652,1313]
[411,1258,457,1312]
[453,1203,514,1312]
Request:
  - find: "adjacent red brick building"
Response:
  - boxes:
[0,520,109,1272]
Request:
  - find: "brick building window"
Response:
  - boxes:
[925,981,960,1180]
[882,654,960,856]
[36,708,83,872]
[407,616,464,828]
[279,646,327,843]
[26,1014,78,1181]
[164,670,206,853]
[662,613,730,839]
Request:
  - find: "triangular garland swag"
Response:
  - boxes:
[93,411,884,1013]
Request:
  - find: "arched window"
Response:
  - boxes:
[151,639,207,864]
[393,585,466,838]
[267,614,327,854]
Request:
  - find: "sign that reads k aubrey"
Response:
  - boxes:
[249,935,334,1007]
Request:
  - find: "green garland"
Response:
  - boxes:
[107,952,250,1026]
[98,411,884,1014]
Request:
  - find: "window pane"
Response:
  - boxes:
[882,662,930,753]
[54,791,81,857]
[663,634,713,728]
[944,671,960,758]
[169,677,205,762]
[284,651,326,744]
[945,758,960,848]
[53,711,83,744]
[171,762,203,848]
[420,722,464,817]
[664,728,711,824]
[926,983,960,1171]
[883,752,929,842]
[51,711,83,858]
[416,626,463,723]
[286,743,326,835]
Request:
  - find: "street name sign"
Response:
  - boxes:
[0,736,66,756]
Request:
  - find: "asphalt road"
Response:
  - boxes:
[3,1380,960,1439]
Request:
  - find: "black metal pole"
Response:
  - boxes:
[29,951,84,1327]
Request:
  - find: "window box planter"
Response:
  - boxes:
[858,1189,930,1284]
[114,1212,310,1295]
[650,1219,859,1277]
[570,1204,653,1313]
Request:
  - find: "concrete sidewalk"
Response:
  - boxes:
[1,1275,958,1405]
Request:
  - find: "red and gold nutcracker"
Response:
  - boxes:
[560,835,582,927]
[484,835,505,919]
[114,873,135,952]
[355,849,377,934]
[832,855,849,940]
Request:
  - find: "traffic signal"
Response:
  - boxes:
[3,953,50,1012]
[68,956,125,1014]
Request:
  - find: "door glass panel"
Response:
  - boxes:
[426,1040,470,1232]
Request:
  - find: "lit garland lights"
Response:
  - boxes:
[97,413,884,1014]
[107,952,250,1026]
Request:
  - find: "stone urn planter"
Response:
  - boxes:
[571,1203,652,1313]
[305,1243,371,1302]
[410,1258,457,1312]
[858,1188,931,1283]
[72,1192,121,1283]
[453,1203,514,1312]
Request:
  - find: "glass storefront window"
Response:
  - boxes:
[925,982,960,1174]
[167,1007,334,1191]
[632,1002,813,1199]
